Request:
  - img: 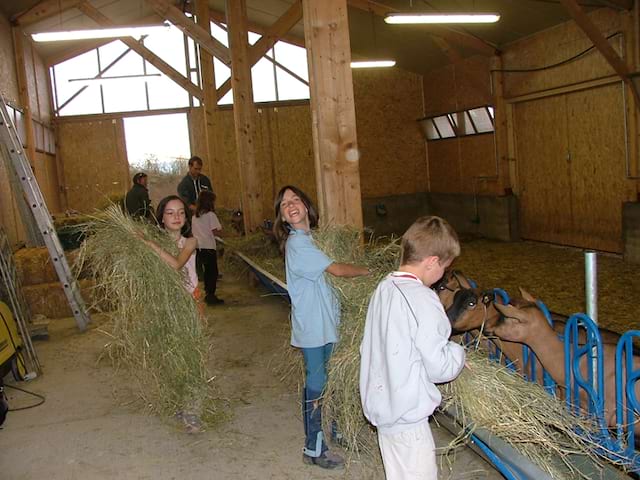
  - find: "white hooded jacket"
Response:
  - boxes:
[359,272,465,434]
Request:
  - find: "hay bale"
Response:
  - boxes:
[14,248,83,286]
[21,278,97,318]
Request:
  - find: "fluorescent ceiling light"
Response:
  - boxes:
[32,24,170,42]
[384,13,500,24]
[350,60,396,69]
[68,74,162,86]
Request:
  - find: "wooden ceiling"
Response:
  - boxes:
[1,0,631,74]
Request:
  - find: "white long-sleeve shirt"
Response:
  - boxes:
[359,272,465,435]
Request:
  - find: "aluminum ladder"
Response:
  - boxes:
[0,93,90,331]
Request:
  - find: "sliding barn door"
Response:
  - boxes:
[514,84,628,253]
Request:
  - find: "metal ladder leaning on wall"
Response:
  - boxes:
[0,92,90,332]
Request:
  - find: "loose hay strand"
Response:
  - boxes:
[78,206,225,426]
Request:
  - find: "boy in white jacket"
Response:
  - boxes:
[360,216,466,479]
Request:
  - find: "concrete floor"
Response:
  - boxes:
[0,275,502,479]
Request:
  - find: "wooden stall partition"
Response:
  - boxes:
[353,68,427,198]
[57,119,130,211]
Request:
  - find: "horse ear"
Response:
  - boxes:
[494,302,513,316]
[518,287,535,302]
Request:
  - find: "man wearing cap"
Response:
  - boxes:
[125,172,153,220]
[177,156,214,213]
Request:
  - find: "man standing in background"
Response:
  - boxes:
[178,156,213,213]
[125,172,153,220]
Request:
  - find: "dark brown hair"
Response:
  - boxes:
[195,190,216,217]
[188,155,203,167]
[156,195,192,237]
[273,185,318,252]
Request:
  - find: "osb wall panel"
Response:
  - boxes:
[566,84,632,252]
[211,108,242,211]
[502,8,623,98]
[458,135,502,196]
[187,107,208,165]
[22,39,39,117]
[427,140,462,193]
[35,152,62,214]
[269,105,316,207]
[0,15,19,104]
[353,68,427,198]
[423,56,492,116]
[32,45,51,123]
[58,119,129,211]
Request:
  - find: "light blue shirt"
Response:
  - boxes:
[285,229,340,348]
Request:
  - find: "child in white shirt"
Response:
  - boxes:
[360,216,466,479]
[191,190,223,306]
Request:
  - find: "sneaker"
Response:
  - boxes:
[302,451,345,470]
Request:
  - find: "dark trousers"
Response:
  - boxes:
[196,248,218,298]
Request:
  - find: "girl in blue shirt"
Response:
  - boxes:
[274,185,368,470]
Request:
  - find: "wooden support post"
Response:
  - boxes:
[77,2,203,100]
[216,1,303,100]
[194,0,217,180]
[491,56,511,193]
[226,0,262,233]
[11,28,37,173]
[302,0,363,229]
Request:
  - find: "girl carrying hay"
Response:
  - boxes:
[273,185,369,470]
[144,195,200,301]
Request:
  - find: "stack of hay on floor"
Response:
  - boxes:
[77,206,224,428]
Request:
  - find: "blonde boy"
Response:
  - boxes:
[360,216,466,479]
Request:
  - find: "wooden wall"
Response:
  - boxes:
[422,55,505,196]
[57,119,129,211]
[353,68,427,198]
[503,7,637,252]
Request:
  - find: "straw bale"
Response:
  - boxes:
[22,278,96,318]
[14,248,83,286]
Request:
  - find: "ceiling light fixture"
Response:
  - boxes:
[32,23,171,42]
[384,13,500,25]
[350,60,396,68]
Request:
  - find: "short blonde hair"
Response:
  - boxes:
[400,216,460,266]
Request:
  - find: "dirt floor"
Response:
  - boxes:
[0,274,501,480]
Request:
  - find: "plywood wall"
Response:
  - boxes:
[57,119,129,211]
[502,8,623,99]
[422,55,503,195]
[0,15,19,103]
[353,68,427,198]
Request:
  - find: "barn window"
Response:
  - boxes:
[418,105,495,141]
[50,21,309,117]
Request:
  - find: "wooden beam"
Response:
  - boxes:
[144,0,230,65]
[209,8,305,48]
[302,0,363,229]
[226,0,262,233]
[347,0,499,56]
[77,2,203,100]
[12,0,83,27]
[215,1,303,100]
[194,0,217,173]
[558,0,640,106]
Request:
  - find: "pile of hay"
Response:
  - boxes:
[77,206,224,428]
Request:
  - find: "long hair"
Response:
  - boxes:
[156,195,192,237]
[273,185,318,253]
[195,190,216,218]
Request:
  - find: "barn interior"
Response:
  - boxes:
[0,0,639,478]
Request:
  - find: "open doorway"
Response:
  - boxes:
[123,113,190,213]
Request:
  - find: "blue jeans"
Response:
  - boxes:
[301,343,334,457]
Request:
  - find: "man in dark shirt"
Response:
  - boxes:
[177,156,213,213]
[124,172,153,220]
